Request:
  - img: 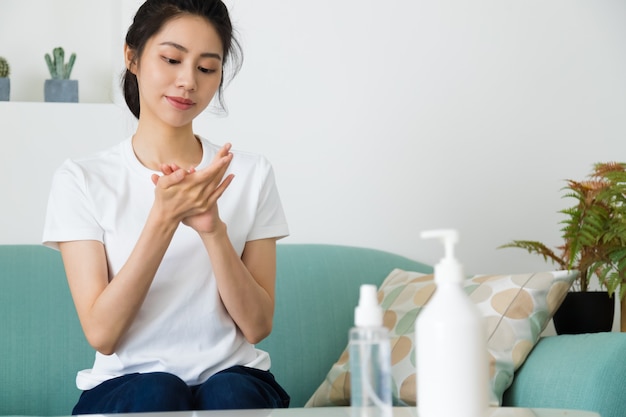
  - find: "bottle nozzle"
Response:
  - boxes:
[421,229,463,283]
[421,229,458,261]
[355,284,383,327]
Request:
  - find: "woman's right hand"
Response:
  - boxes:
[150,143,234,233]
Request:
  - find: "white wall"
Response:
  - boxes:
[2,0,626,286]
[0,0,116,103]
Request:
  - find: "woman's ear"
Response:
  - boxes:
[124,44,137,74]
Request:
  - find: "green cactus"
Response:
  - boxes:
[44,47,76,79]
[0,56,9,78]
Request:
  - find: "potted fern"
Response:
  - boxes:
[499,162,626,333]
[44,47,77,102]
[0,56,9,101]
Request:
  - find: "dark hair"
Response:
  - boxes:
[122,0,242,118]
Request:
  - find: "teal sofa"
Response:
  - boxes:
[2,244,626,416]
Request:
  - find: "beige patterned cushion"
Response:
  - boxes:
[305,268,577,407]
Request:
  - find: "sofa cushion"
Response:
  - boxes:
[305,268,576,407]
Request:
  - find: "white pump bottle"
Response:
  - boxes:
[416,229,488,417]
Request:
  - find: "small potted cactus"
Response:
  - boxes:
[44,47,78,103]
[0,56,10,101]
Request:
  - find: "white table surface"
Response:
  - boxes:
[76,406,600,417]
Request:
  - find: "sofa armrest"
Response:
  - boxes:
[503,332,626,417]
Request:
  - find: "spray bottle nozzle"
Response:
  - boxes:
[355,284,383,327]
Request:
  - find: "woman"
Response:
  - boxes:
[42,0,290,413]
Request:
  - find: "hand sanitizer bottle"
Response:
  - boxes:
[416,229,488,417]
[349,284,392,417]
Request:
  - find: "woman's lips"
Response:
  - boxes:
[166,96,195,110]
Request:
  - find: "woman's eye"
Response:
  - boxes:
[163,57,180,64]
[198,67,216,74]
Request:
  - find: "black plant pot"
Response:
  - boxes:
[553,291,614,334]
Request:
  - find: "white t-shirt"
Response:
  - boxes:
[42,136,289,390]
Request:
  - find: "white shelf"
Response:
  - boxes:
[0,0,131,103]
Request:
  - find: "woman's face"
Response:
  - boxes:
[129,14,224,128]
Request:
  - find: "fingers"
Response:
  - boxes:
[208,143,233,171]
[216,143,232,159]
[213,145,233,168]
[152,161,197,186]
[152,143,234,195]
[215,173,235,198]
[196,144,233,181]
[150,146,235,227]
[161,163,178,175]
[179,148,235,212]
[154,168,187,188]
[200,173,235,214]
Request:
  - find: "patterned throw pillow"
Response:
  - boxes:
[305,268,577,407]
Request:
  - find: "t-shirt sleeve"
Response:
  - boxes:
[42,159,104,250]
[247,157,289,242]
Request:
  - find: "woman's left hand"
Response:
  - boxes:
[152,145,277,344]
[151,143,234,234]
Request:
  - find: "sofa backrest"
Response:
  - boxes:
[258,244,431,407]
[0,245,93,416]
[0,243,431,414]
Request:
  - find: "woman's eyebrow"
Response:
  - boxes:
[159,41,222,61]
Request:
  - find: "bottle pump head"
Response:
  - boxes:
[355,284,383,327]
[421,229,463,284]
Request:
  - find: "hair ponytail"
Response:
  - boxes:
[122,69,140,119]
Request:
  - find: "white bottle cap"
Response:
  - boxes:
[421,229,464,284]
[354,284,383,327]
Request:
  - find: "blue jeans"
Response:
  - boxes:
[72,366,290,414]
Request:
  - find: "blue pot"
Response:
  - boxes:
[0,78,9,101]
[44,79,78,103]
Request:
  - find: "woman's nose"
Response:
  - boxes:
[176,65,197,91]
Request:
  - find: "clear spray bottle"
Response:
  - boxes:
[349,284,392,417]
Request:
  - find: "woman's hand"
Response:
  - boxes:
[150,144,277,344]
[151,143,234,234]
[151,144,278,344]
